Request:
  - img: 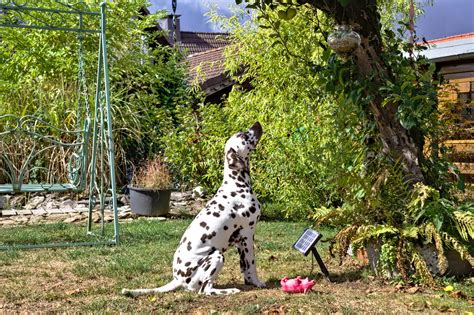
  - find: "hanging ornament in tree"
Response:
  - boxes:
[327,25,361,60]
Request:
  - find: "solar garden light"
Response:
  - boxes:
[293,228,331,280]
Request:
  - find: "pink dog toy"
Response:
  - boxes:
[280,276,315,293]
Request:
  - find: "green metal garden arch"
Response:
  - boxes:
[0,1,119,249]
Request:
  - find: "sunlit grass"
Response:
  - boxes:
[0,218,472,313]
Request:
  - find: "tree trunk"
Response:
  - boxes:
[310,0,426,183]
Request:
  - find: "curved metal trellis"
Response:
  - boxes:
[0,1,119,249]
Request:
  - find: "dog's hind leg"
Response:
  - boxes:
[121,279,181,297]
[196,251,240,295]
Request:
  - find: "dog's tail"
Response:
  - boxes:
[121,279,182,297]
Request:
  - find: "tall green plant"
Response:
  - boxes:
[0,0,194,185]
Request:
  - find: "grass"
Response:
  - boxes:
[0,218,473,313]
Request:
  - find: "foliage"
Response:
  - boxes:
[131,155,172,189]
[162,6,369,217]
[0,0,193,186]
[162,0,472,284]
[315,169,474,284]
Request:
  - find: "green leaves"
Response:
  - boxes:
[277,7,297,20]
[337,0,351,7]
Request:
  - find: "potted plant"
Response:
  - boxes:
[128,156,173,216]
[313,168,474,285]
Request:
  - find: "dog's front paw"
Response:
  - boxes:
[252,280,266,288]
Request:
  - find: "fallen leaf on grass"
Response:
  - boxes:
[450,291,467,300]
[264,305,285,314]
[395,284,404,291]
[406,302,425,311]
[406,286,420,294]
[444,285,454,292]
[65,289,80,296]
[438,305,456,312]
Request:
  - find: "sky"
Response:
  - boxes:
[149,0,474,40]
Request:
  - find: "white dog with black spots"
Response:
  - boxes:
[122,122,265,296]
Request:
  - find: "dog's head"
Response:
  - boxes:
[225,122,263,170]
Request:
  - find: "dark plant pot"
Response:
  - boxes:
[128,186,171,217]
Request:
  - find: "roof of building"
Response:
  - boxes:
[178,32,230,56]
[187,47,234,95]
[421,32,474,62]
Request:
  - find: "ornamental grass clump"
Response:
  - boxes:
[131,156,172,190]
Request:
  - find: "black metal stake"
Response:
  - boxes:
[311,247,331,281]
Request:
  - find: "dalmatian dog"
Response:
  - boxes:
[122,122,265,296]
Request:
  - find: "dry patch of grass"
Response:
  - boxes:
[0,219,473,313]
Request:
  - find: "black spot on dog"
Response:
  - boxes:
[223,195,228,199]
[231,192,237,197]
[232,170,238,176]
[230,213,236,219]
[218,204,225,211]
[210,268,217,276]
[187,242,192,251]
[206,211,211,215]
[211,200,217,205]
[249,206,256,213]
[249,221,254,226]
[177,257,182,264]
[213,212,220,217]
[229,227,242,243]
[200,222,207,228]
[185,262,191,267]
[223,225,228,230]
[186,278,191,284]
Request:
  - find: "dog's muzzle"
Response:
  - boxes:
[249,122,263,141]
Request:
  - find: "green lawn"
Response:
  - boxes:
[0,218,472,313]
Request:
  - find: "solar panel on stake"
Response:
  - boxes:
[293,228,330,280]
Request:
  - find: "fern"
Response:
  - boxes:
[452,211,474,241]
[422,223,447,275]
[351,225,399,245]
[411,245,436,286]
[440,231,474,267]
[332,225,359,265]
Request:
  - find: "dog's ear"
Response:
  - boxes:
[226,148,245,169]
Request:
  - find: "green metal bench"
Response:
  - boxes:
[0,1,119,249]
